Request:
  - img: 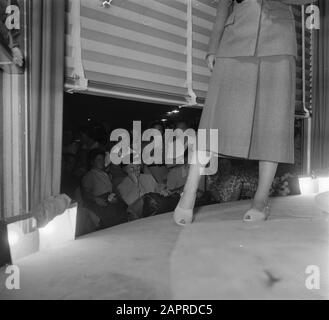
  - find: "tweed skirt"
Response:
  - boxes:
[198,55,296,164]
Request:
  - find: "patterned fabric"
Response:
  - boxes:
[207,165,298,203]
[209,175,243,203]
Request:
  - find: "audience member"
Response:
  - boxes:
[117,163,178,219]
[81,149,128,229]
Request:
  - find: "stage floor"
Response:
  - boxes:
[0,195,328,300]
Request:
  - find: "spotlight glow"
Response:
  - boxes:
[39,223,55,235]
[8,230,20,246]
[298,177,318,195]
[318,177,329,193]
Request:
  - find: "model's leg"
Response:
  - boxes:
[254,160,278,209]
[244,160,278,221]
[174,151,212,225]
[178,163,202,210]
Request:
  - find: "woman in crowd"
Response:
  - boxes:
[81,149,128,229]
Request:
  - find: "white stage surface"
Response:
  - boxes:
[1,195,328,300]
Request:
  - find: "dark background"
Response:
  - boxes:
[63,92,202,131]
[0,221,11,267]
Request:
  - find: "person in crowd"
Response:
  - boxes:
[81,149,128,229]
[117,162,178,219]
[106,162,127,189]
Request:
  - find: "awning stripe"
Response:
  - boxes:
[83,60,187,87]
[80,39,187,72]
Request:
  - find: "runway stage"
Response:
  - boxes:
[0,195,328,300]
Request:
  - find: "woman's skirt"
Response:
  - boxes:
[198,55,296,164]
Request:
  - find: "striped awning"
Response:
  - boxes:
[65,0,312,114]
[65,0,215,106]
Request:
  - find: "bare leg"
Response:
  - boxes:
[178,163,202,210]
[244,160,278,221]
[174,151,212,225]
[254,160,278,209]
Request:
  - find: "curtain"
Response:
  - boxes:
[29,0,65,208]
[311,0,329,171]
[0,70,3,220]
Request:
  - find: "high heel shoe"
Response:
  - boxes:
[243,202,271,222]
[173,206,194,226]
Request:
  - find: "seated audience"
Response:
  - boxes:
[106,162,127,188]
[81,149,128,229]
[117,163,179,219]
[117,163,163,206]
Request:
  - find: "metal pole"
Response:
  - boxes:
[302,5,312,175]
